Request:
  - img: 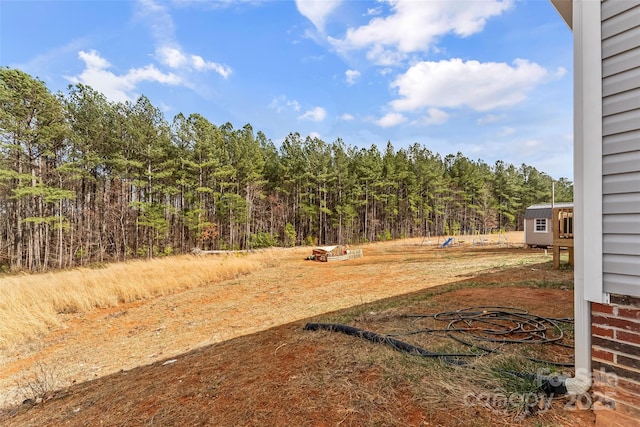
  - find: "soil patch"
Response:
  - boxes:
[0,234,593,426]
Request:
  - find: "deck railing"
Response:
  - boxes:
[553,207,574,239]
[552,207,574,268]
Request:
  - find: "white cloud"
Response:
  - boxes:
[295,0,342,32]
[365,7,382,16]
[328,0,512,65]
[66,50,181,103]
[468,136,564,175]
[157,46,187,68]
[302,54,325,63]
[308,131,322,139]
[78,49,110,70]
[345,69,361,85]
[376,112,406,127]
[390,58,548,112]
[498,127,516,137]
[65,1,232,105]
[554,67,567,79]
[340,113,354,121]
[191,54,232,78]
[299,106,327,122]
[128,64,181,84]
[517,138,545,155]
[139,0,232,78]
[171,0,263,9]
[418,108,450,126]
[155,46,232,78]
[269,95,301,113]
[137,0,175,45]
[477,114,506,125]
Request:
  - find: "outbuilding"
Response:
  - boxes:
[524,202,573,247]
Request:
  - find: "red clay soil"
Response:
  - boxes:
[0,236,595,426]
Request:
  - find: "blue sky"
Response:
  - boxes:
[1,0,573,179]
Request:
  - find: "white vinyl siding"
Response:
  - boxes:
[601,0,640,298]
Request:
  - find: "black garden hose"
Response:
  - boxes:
[304,306,576,386]
[305,322,487,362]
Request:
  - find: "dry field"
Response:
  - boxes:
[0,250,284,350]
[0,233,594,426]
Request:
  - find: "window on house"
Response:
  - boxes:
[534,218,547,233]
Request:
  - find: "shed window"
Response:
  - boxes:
[534,218,548,233]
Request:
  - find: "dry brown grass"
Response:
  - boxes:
[0,249,307,350]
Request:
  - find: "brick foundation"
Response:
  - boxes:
[591,295,640,427]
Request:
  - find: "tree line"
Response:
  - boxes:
[0,67,572,272]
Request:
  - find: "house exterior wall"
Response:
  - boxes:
[591,295,640,425]
[601,0,640,299]
[552,0,640,424]
[592,1,640,426]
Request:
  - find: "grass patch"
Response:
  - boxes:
[323,278,573,326]
[304,272,576,422]
[0,249,306,350]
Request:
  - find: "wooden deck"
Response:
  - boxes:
[552,207,574,269]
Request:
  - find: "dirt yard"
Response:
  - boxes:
[0,233,594,426]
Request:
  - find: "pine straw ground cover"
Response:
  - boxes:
[0,237,594,426]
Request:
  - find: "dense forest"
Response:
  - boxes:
[0,67,572,272]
